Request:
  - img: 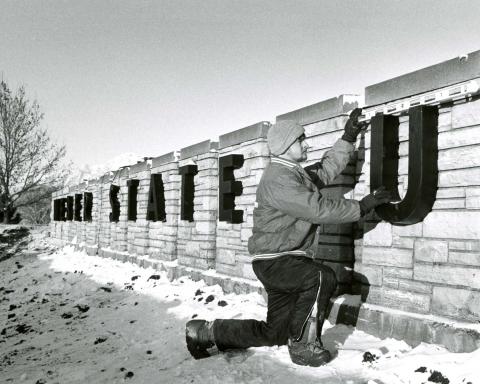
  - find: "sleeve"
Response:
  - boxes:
[304,139,354,186]
[263,169,361,224]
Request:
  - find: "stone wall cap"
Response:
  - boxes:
[119,167,130,178]
[365,49,480,106]
[180,140,219,160]
[152,151,177,167]
[87,177,100,185]
[276,94,360,126]
[218,121,271,149]
[128,160,150,174]
[100,173,113,183]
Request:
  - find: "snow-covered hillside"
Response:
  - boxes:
[65,153,144,186]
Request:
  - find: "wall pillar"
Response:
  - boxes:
[216,122,271,279]
[148,152,180,261]
[177,140,219,270]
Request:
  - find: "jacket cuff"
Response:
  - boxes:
[341,132,357,143]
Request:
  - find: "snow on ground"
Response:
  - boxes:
[1,237,479,383]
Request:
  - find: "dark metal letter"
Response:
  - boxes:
[66,196,74,221]
[146,173,166,222]
[370,105,438,225]
[219,154,244,223]
[83,192,93,222]
[179,165,198,222]
[109,185,121,222]
[74,194,83,221]
[127,179,139,221]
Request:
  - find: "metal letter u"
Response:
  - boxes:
[370,105,438,225]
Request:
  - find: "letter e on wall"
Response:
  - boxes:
[219,154,244,223]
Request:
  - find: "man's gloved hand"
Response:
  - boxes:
[342,107,365,143]
[359,186,393,216]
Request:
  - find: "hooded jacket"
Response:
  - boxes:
[248,139,361,261]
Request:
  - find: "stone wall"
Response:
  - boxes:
[50,49,480,348]
[351,55,480,323]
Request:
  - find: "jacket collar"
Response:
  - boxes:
[270,156,300,169]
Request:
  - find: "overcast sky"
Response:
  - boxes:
[1,0,479,167]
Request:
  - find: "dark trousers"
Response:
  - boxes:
[213,255,337,350]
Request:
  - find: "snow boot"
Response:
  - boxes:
[185,320,217,359]
[288,318,331,367]
[288,338,331,367]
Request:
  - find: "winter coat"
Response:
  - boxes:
[248,139,361,261]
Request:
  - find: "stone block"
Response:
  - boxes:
[423,211,480,240]
[242,262,257,280]
[322,223,353,235]
[414,264,480,289]
[438,145,480,171]
[195,221,216,235]
[180,140,218,160]
[414,240,448,263]
[452,98,480,128]
[398,157,408,176]
[185,242,201,257]
[438,109,452,131]
[432,199,465,210]
[382,276,399,288]
[363,222,393,246]
[316,244,353,262]
[397,279,432,294]
[466,187,480,209]
[352,263,382,286]
[308,131,341,150]
[439,167,480,187]
[304,117,345,137]
[432,286,480,322]
[382,266,413,279]
[449,240,480,252]
[367,286,431,314]
[436,188,466,199]
[318,234,353,245]
[438,125,480,149]
[362,247,413,268]
[277,95,359,126]
[449,252,480,267]
[216,249,236,265]
[392,222,423,237]
[240,228,252,242]
[218,121,270,149]
[392,235,414,249]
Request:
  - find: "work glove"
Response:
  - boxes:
[359,186,393,216]
[342,107,366,142]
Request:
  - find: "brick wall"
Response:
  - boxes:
[50,50,480,328]
[352,56,480,321]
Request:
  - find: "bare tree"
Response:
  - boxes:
[0,80,66,223]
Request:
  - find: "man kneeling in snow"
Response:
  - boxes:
[186,109,392,366]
